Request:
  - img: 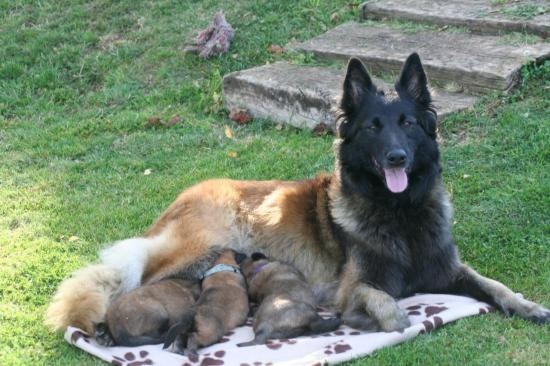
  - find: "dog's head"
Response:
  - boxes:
[335,53,440,200]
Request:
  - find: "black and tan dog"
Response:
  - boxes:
[164,249,248,356]
[95,278,199,347]
[47,53,550,339]
[238,253,341,346]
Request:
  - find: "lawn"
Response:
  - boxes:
[1,0,549,365]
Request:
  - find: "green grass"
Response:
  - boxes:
[1,1,549,365]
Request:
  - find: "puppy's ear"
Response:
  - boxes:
[396,53,437,138]
[251,252,267,261]
[234,252,247,264]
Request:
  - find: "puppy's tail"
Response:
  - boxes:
[45,237,155,334]
[163,310,195,349]
[308,316,342,335]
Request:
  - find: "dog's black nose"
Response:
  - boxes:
[386,149,407,166]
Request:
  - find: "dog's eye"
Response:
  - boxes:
[367,118,381,131]
[401,117,416,127]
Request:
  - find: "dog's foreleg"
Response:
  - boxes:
[337,259,410,332]
[448,265,550,324]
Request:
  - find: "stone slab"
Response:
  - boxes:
[223,62,478,130]
[292,22,550,94]
[360,0,550,37]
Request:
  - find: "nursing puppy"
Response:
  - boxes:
[164,249,248,356]
[238,253,341,347]
[95,278,199,347]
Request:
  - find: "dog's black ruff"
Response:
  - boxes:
[334,54,464,300]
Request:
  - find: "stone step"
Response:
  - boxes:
[222,62,478,130]
[291,22,550,94]
[360,0,549,38]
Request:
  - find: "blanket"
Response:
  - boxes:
[65,294,494,366]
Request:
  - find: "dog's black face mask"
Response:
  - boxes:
[337,53,440,202]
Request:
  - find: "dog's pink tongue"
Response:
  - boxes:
[383,168,408,193]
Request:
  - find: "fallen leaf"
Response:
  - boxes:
[312,122,331,137]
[224,126,234,139]
[463,174,470,179]
[229,108,252,125]
[212,92,221,103]
[147,116,163,127]
[228,151,237,158]
[267,44,284,54]
[275,123,284,131]
[330,12,340,23]
[144,169,152,175]
[166,114,181,127]
[68,236,79,242]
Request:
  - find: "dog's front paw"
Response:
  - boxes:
[377,306,411,332]
[504,295,550,324]
[525,304,550,325]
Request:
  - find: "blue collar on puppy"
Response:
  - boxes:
[200,264,241,280]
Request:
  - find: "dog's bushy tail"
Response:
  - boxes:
[45,237,156,334]
[45,264,123,334]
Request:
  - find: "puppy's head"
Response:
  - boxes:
[214,249,240,266]
[240,252,269,282]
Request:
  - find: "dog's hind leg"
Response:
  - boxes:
[447,265,550,324]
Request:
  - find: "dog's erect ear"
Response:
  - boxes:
[341,57,377,116]
[251,252,267,261]
[396,53,431,107]
[339,58,377,139]
[396,53,437,138]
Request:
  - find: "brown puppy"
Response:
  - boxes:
[95,278,199,347]
[164,249,248,356]
[238,253,341,347]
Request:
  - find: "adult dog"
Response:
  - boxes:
[46,53,549,335]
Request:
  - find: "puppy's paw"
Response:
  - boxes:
[94,323,114,347]
[377,306,411,332]
[164,335,186,355]
[342,310,379,332]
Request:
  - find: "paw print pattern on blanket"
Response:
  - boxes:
[65,294,496,366]
[265,338,298,350]
[112,350,153,366]
[70,330,91,345]
[323,341,352,355]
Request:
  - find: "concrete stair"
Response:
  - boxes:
[292,22,550,94]
[222,1,550,129]
[223,62,478,130]
[360,0,549,37]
